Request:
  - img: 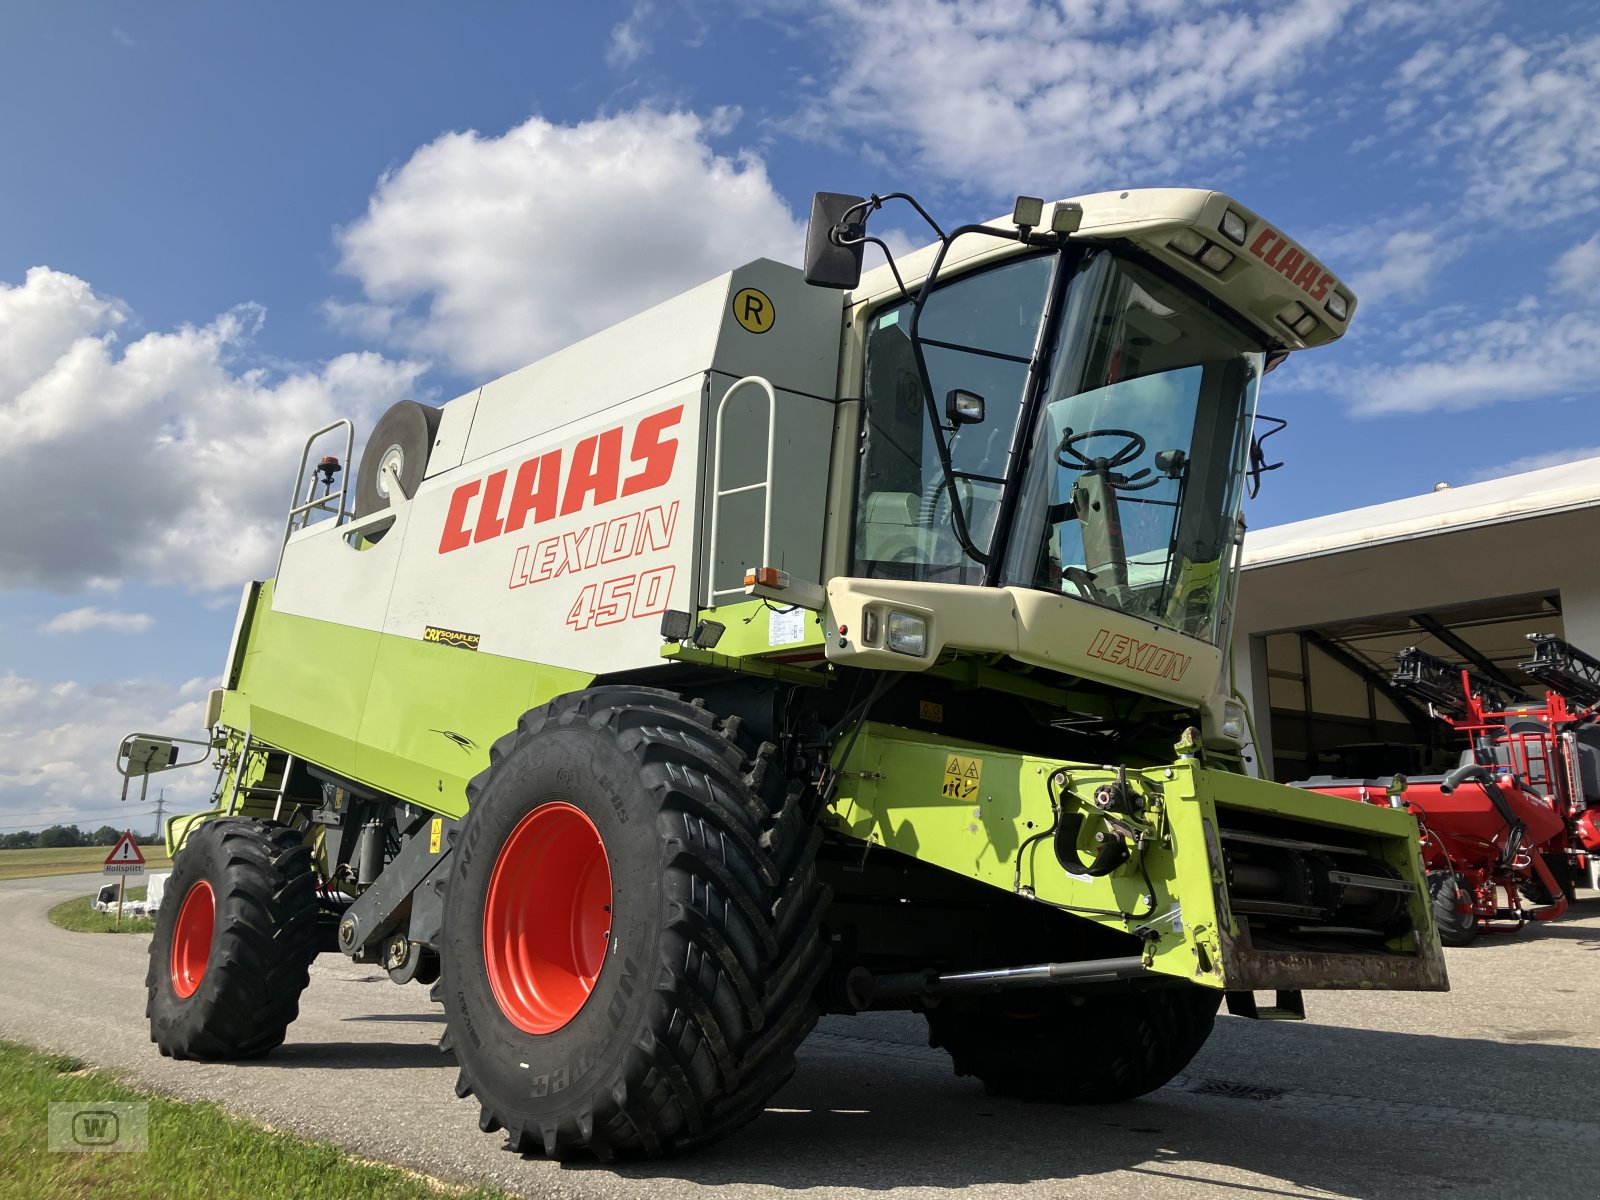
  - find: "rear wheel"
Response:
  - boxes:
[1428,870,1479,946]
[146,817,319,1059]
[925,985,1221,1103]
[439,686,829,1160]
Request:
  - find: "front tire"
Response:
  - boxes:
[439,686,829,1160]
[146,817,319,1059]
[926,985,1221,1103]
[1429,870,1479,946]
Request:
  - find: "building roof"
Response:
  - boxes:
[1243,456,1600,569]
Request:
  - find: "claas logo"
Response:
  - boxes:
[1247,228,1336,302]
[440,405,681,554]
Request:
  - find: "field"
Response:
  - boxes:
[0,846,172,882]
[0,1040,510,1200]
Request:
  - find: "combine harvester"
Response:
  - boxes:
[1300,637,1600,945]
[118,187,1445,1160]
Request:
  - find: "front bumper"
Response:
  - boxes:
[827,722,1448,994]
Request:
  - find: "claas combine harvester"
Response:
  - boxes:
[118,187,1446,1160]
[1299,635,1600,945]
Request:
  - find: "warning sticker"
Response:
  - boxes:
[768,606,805,646]
[941,754,982,800]
[429,817,443,854]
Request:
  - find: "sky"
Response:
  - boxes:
[2,0,1598,832]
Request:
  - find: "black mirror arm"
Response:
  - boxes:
[1247,414,1288,499]
[836,232,909,298]
[904,223,1029,567]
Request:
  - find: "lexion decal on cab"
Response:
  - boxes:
[1086,629,1192,682]
[1246,228,1335,303]
[438,405,682,554]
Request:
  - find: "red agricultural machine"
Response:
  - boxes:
[1299,635,1600,945]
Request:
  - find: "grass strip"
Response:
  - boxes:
[47,890,155,934]
[0,1040,512,1200]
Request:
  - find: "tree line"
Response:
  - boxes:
[0,825,162,850]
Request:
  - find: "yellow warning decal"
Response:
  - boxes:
[429,817,443,854]
[732,287,775,334]
[941,754,982,800]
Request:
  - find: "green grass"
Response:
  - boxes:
[0,1039,512,1200]
[47,889,155,934]
[0,846,172,882]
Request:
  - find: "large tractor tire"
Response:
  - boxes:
[439,686,829,1160]
[1428,870,1479,947]
[926,984,1221,1103]
[147,817,319,1059]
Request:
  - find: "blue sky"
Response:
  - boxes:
[3,0,1599,829]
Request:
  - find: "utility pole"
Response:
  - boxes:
[152,789,166,843]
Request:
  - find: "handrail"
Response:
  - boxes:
[706,376,777,605]
[279,418,355,572]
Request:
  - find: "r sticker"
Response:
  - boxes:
[941,754,982,800]
[423,625,481,651]
[732,287,775,334]
[429,818,443,854]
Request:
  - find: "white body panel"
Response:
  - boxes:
[274,259,845,676]
[387,376,705,675]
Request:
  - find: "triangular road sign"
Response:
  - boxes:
[105,832,146,867]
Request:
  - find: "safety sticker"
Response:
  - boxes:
[732,287,775,334]
[941,754,982,800]
[769,605,805,646]
[429,818,443,854]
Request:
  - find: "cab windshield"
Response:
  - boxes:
[852,246,1263,646]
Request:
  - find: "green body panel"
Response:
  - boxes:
[218,583,591,818]
[829,722,1445,993]
[212,582,1444,995]
[691,596,828,659]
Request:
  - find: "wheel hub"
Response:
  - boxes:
[170,879,216,999]
[483,802,613,1035]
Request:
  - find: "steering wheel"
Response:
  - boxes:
[1056,427,1146,471]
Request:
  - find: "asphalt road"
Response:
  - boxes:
[4,871,1600,1198]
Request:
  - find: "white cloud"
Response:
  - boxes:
[1343,236,1600,416]
[1347,306,1599,416]
[1389,33,1600,222]
[793,0,1465,197]
[0,673,216,828]
[329,108,803,378]
[0,267,426,593]
[1469,445,1600,482]
[1553,234,1600,296]
[39,607,154,635]
[1347,229,1462,305]
[607,1,653,68]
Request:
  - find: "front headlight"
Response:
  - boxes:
[1220,700,1247,742]
[886,611,928,657]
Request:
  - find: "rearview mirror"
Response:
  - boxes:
[120,736,179,777]
[116,730,213,802]
[945,389,985,425]
[803,192,867,289]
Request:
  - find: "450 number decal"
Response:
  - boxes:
[565,566,675,632]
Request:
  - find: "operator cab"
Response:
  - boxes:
[853,239,1262,649]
